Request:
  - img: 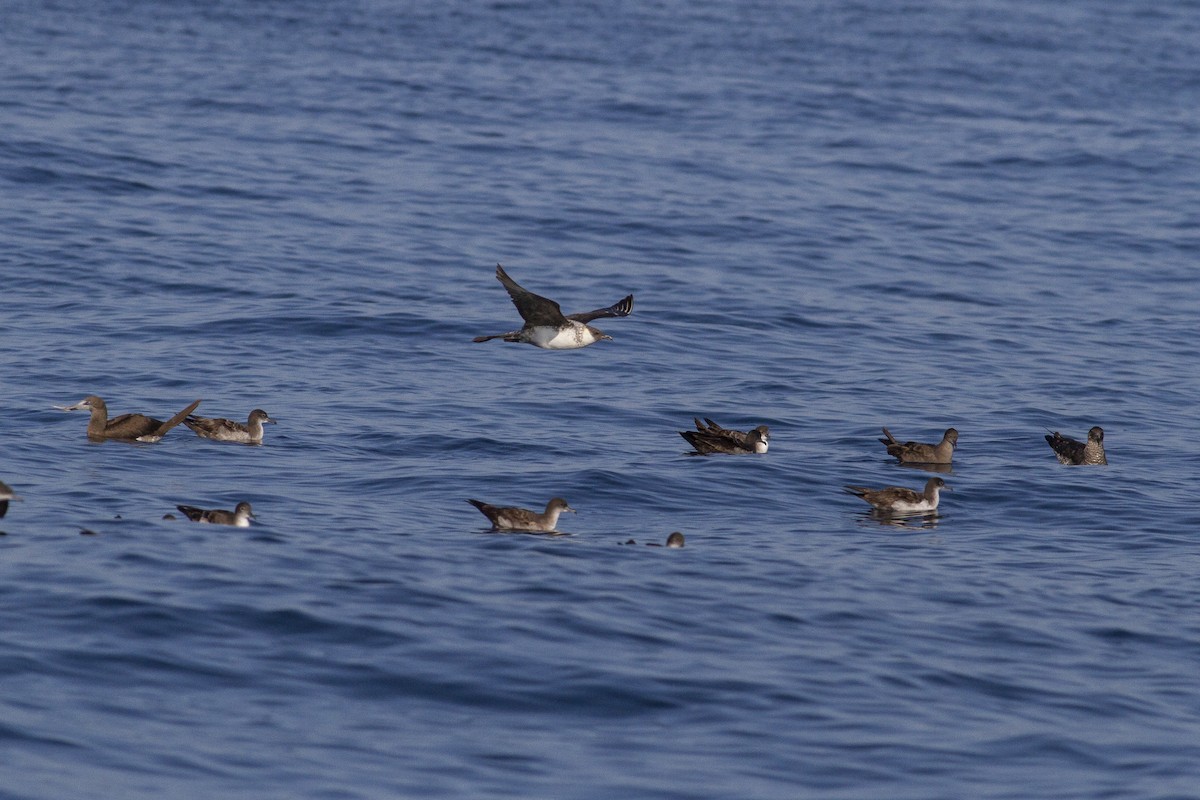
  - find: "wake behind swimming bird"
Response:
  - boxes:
[473,264,633,349]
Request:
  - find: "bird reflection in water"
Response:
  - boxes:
[857,509,942,530]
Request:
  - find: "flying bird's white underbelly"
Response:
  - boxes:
[530,323,594,349]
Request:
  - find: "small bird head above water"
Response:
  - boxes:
[548,497,576,514]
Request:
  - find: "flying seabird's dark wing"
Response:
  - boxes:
[494,264,568,327]
[566,294,634,323]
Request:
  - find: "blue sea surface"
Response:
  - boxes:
[3,1,1200,798]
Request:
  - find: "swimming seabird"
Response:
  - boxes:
[1045,426,1107,465]
[680,418,769,454]
[58,396,202,442]
[621,532,686,547]
[0,481,20,519]
[879,427,958,464]
[466,496,575,532]
[176,501,255,527]
[184,409,276,443]
[844,477,949,514]
[473,264,633,349]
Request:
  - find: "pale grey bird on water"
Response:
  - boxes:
[467,496,575,532]
[844,477,949,514]
[1045,426,1107,465]
[57,395,202,442]
[680,418,769,455]
[176,501,256,527]
[184,409,276,443]
[878,427,958,464]
[473,264,633,349]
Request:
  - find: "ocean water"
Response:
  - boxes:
[2,1,1200,797]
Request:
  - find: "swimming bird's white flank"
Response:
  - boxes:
[58,396,202,442]
[1045,426,1107,465]
[680,418,769,454]
[176,501,256,527]
[466,496,575,532]
[473,264,633,349]
[184,409,276,443]
[843,477,949,514]
[879,427,958,464]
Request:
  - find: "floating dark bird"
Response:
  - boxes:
[0,480,20,519]
[176,501,256,527]
[58,395,201,442]
[1045,426,1106,465]
[878,427,957,464]
[680,418,769,455]
[622,532,686,548]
